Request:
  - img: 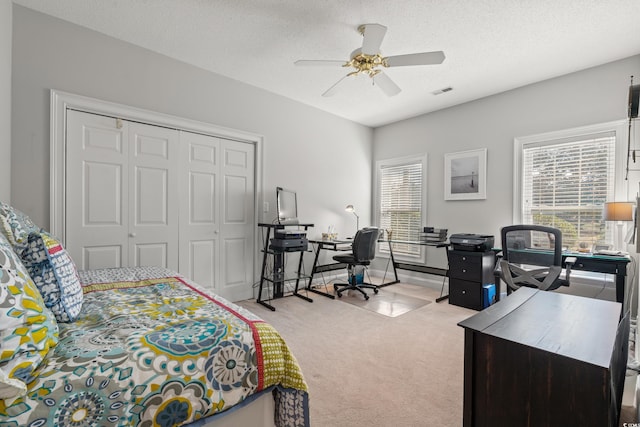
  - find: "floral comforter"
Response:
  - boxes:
[0,266,309,427]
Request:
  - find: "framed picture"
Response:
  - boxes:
[444,148,487,200]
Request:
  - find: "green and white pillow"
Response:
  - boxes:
[0,233,58,398]
[0,202,41,252]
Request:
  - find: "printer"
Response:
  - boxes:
[450,233,495,252]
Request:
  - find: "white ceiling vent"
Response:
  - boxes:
[432,87,453,95]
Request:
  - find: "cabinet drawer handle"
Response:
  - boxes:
[462,290,466,294]
[462,269,466,273]
[462,257,466,261]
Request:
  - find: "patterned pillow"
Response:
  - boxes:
[0,202,41,252]
[20,232,83,323]
[0,233,59,392]
[0,215,14,247]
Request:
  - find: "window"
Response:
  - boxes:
[375,155,427,258]
[515,122,626,250]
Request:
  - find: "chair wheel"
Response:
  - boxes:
[336,292,342,298]
[374,289,379,294]
[364,295,369,300]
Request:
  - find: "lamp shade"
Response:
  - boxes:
[603,202,634,221]
[345,204,355,212]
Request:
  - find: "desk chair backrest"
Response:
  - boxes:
[500,224,567,292]
[352,227,379,263]
[502,224,562,267]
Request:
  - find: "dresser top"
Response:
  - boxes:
[458,287,623,368]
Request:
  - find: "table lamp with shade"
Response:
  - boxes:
[603,201,635,252]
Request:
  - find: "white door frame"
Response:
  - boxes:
[50,89,264,276]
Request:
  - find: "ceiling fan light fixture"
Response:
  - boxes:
[345,50,387,78]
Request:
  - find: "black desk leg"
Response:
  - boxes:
[435,274,449,303]
[306,242,336,299]
[616,272,625,308]
[378,240,400,288]
[293,250,313,303]
[257,227,276,311]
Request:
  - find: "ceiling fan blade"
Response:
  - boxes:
[385,51,445,67]
[294,59,346,67]
[373,72,401,97]
[322,75,349,97]
[360,23,387,55]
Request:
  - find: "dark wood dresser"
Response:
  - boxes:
[458,287,629,427]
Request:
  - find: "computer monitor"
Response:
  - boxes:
[276,187,298,224]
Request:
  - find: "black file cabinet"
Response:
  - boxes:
[447,250,495,310]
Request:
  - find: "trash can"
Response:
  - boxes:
[349,265,365,284]
[482,284,496,308]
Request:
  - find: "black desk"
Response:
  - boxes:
[497,250,631,306]
[257,222,314,311]
[306,239,353,299]
[308,239,449,300]
[382,240,449,301]
[562,252,631,307]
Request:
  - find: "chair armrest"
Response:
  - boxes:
[564,256,577,282]
[493,254,503,291]
[493,256,503,276]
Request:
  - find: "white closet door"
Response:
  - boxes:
[128,122,180,270]
[179,132,220,291]
[66,110,129,270]
[179,133,255,301]
[66,111,179,271]
[219,140,255,301]
[65,109,255,301]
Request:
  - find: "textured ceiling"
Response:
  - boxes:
[12,0,640,127]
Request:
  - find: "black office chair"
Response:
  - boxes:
[333,227,380,300]
[497,224,575,293]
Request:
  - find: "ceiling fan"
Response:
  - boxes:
[294,23,445,97]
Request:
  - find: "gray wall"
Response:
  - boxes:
[374,55,640,271]
[12,5,640,292]
[0,2,11,202]
[11,5,372,242]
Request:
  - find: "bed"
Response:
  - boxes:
[0,202,309,427]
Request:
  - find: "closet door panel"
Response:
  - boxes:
[66,110,128,270]
[134,167,168,225]
[134,243,168,267]
[189,240,216,288]
[83,162,122,225]
[179,132,220,291]
[223,237,247,286]
[83,246,122,270]
[219,141,255,301]
[128,123,179,270]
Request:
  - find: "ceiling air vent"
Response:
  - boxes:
[432,87,453,95]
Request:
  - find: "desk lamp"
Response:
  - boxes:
[345,205,359,232]
[603,201,634,251]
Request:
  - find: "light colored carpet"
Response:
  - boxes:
[237,282,476,427]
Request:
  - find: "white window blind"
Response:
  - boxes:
[522,132,616,250]
[379,161,423,256]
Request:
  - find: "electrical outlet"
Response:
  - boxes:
[263,202,269,212]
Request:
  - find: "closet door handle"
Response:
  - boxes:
[129,233,136,237]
